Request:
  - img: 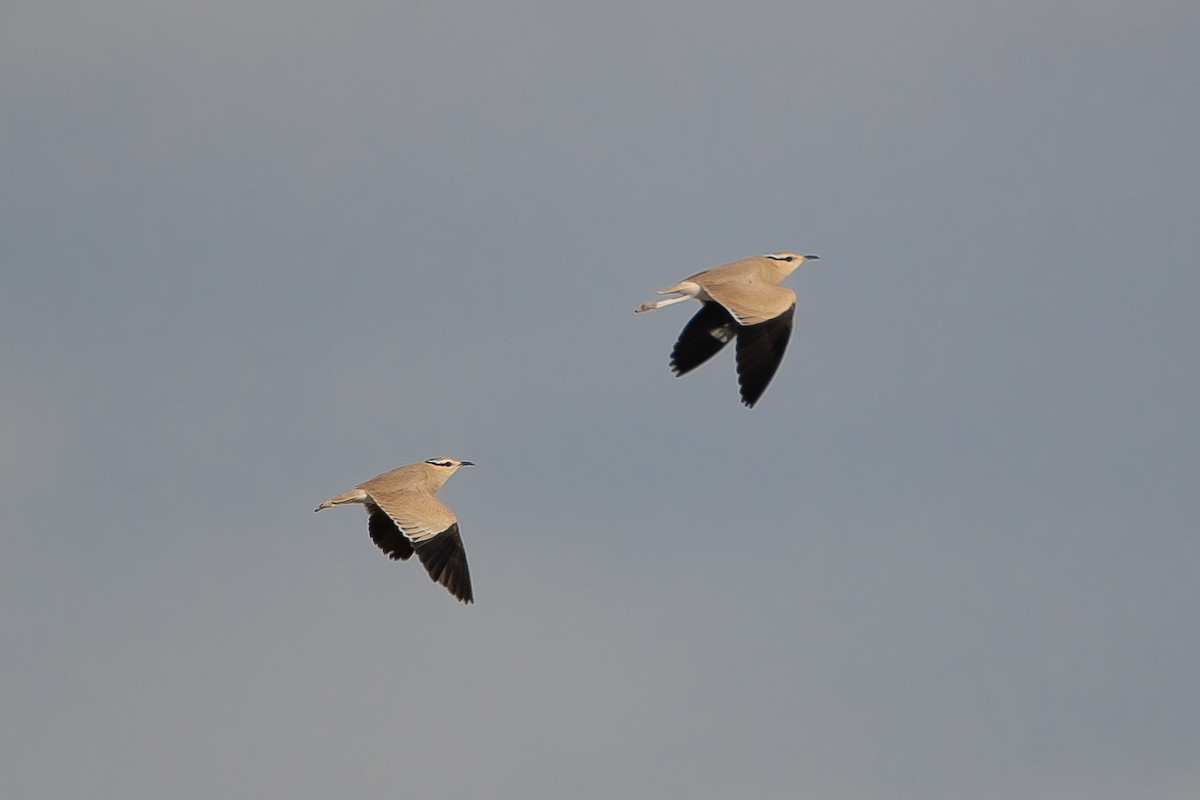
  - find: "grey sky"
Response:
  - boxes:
[3,1,1199,798]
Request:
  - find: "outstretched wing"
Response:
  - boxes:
[367,506,414,561]
[369,489,473,604]
[670,302,737,376]
[698,279,796,327]
[413,523,474,604]
[735,304,795,407]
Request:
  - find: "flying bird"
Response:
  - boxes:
[314,457,476,604]
[635,252,819,407]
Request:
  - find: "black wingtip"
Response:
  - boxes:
[738,380,768,408]
[669,302,737,377]
[368,508,414,561]
[733,305,795,409]
[413,523,474,605]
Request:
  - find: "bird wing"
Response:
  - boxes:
[412,522,474,604]
[368,487,458,544]
[670,302,738,376]
[701,281,796,327]
[367,506,414,561]
[368,488,473,603]
[734,303,796,407]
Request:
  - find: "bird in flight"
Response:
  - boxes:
[314,457,476,604]
[636,252,819,407]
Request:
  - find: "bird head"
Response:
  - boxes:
[424,457,475,473]
[423,457,475,490]
[764,252,818,274]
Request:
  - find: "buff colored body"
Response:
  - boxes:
[315,457,475,603]
[636,252,819,407]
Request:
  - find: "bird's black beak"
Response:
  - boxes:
[805,255,819,260]
[461,461,476,467]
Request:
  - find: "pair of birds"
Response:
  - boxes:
[314,251,820,603]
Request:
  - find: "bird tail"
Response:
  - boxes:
[313,488,368,512]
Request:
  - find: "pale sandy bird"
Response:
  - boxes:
[635,252,819,407]
[314,457,476,604]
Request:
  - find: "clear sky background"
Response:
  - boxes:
[3,1,1199,798]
